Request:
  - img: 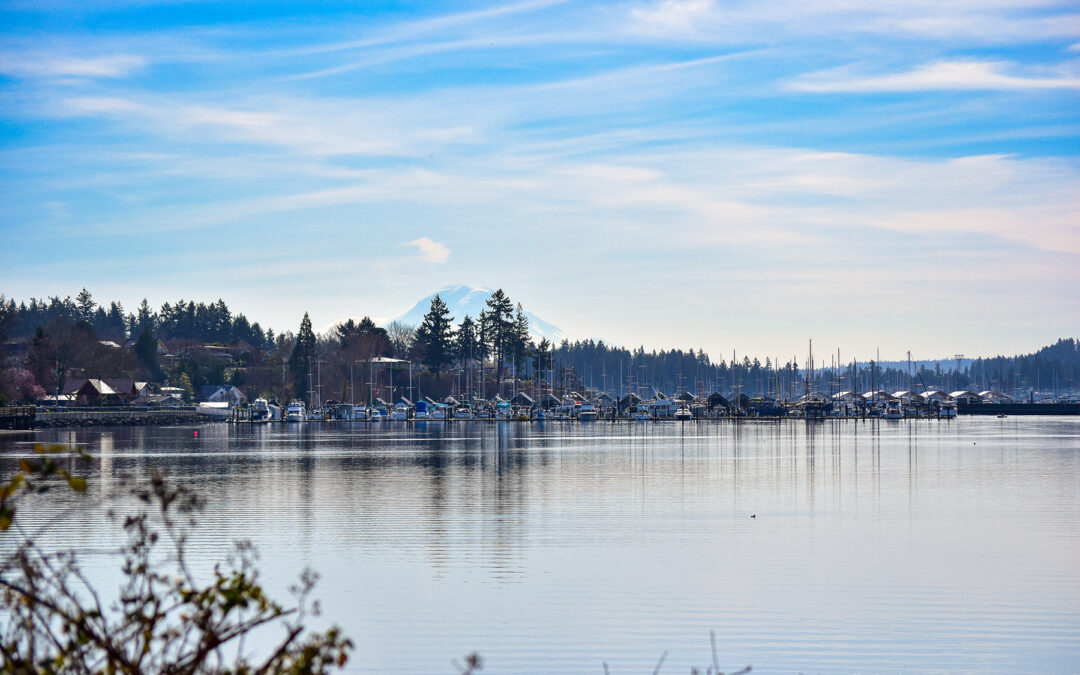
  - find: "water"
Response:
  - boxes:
[2,418,1078,673]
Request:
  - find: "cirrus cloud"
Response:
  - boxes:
[791,60,1080,92]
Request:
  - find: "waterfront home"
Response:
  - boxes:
[200,385,247,406]
[63,378,138,406]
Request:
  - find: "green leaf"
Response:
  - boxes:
[67,476,87,492]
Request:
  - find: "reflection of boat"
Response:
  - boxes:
[939,401,957,419]
[997,413,1007,418]
[285,400,306,422]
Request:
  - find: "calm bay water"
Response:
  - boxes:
[2,418,1079,673]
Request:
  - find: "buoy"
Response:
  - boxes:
[750,514,756,519]
[194,431,198,437]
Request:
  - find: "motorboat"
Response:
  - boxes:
[285,400,306,422]
[883,400,904,420]
[251,397,272,422]
[578,403,599,421]
[674,405,693,421]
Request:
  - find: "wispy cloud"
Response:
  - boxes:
[792,60,1080,92]
[624,0,1080,44]
[407,237,450,263]
[0,53,145,79]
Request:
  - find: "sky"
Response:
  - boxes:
[1,0,1078,361]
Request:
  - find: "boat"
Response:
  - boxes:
[883,400,904,420]
[939,401,957,419]
[251,398,272,422]
[453,406,473,420]
[285,400,306,422]
[578,403,599,422]
[196,401,231,420]
[674,405,693,421]
[632,407,651,421]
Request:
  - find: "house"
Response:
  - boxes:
[160,385,187,401]
[199,385,246,406]
[63,378,138,406]
[132,393,188,408]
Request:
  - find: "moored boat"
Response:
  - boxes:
[285,400,306,422]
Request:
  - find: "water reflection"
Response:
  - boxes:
[1,419,1078,673]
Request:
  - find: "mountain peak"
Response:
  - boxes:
[392,285,563,341]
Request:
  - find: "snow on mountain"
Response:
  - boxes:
[392,285,564,342]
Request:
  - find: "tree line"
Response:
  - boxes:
[1,289,1077,405]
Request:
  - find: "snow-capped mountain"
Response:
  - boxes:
[392,285,563,342]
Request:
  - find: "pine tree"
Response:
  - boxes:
[455,315,478,366]
[482,289,514,381]
[74,288,95,324]
[289,313,316,400]
[416,295,454,378]
[510,303,531,376]
[135,327,162,379]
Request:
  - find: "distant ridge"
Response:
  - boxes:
[392,285,563,342]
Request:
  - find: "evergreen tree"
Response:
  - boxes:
[75,288,95,323]
[136,299,155,336]
[135,327,162,380]
[481,289,514,381]
[509,303,531,375]
[455,315,478,366]
[416,295,454,377]
[289,313,316,400]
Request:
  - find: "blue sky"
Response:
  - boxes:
[1,0,1077,360]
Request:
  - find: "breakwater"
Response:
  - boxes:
[8,407,207,429]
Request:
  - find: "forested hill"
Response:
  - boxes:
[0,292,272,349]
[1,290,1076,400]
